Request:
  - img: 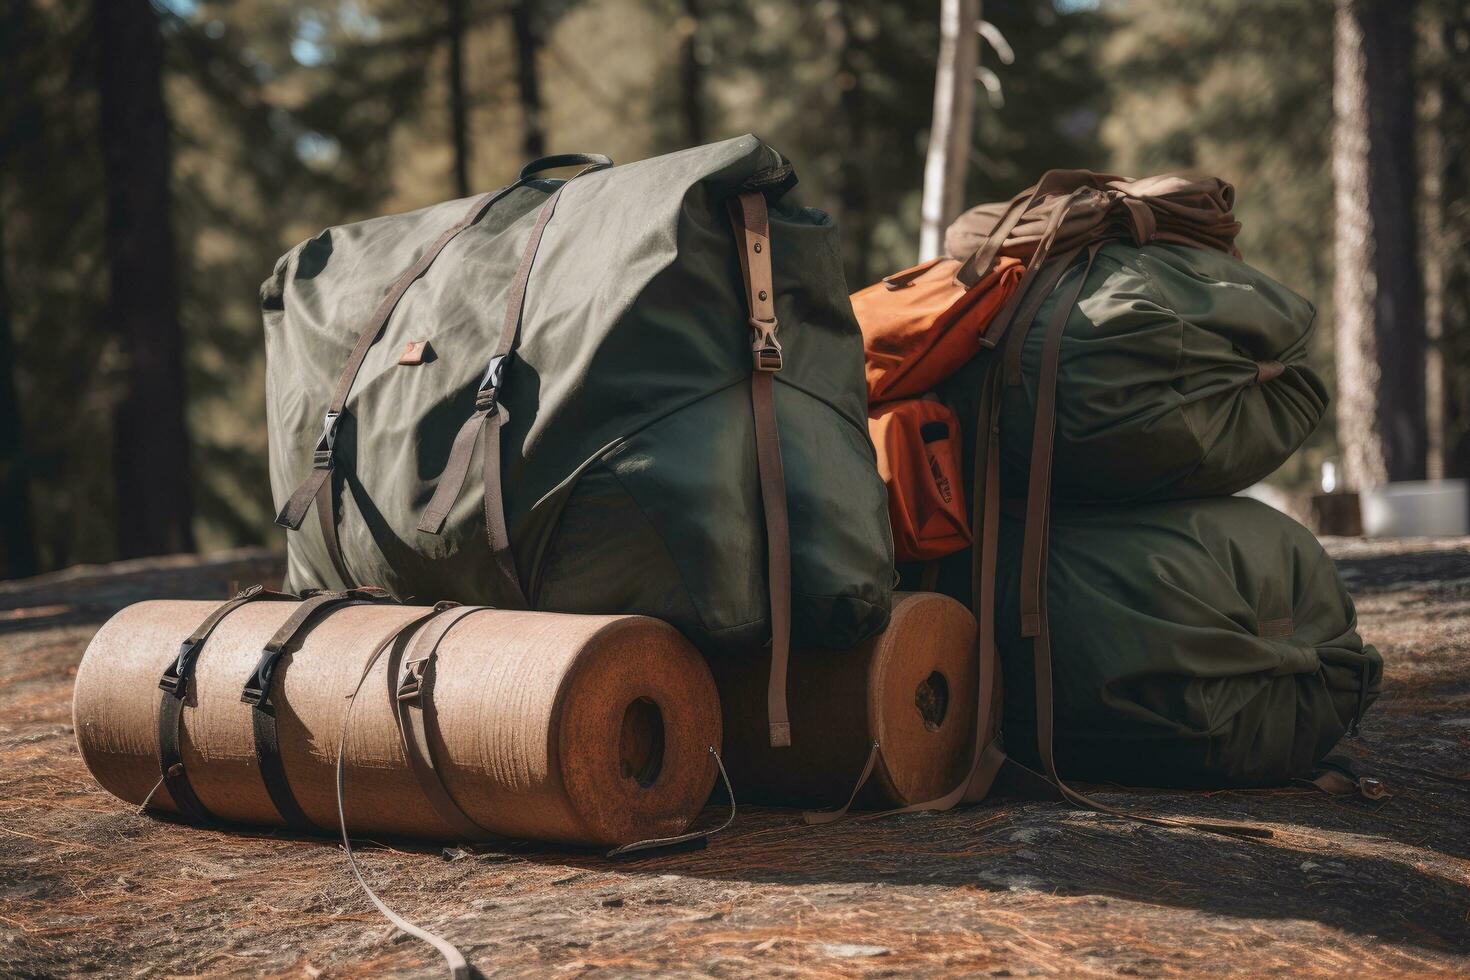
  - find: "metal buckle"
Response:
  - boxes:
[397,658,428,704]
[159,638,203,697]
[750,318,782,372]
[475,354,509,413]
[313,411,341,469]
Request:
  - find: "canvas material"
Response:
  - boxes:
[992,496,1381,788]
[262,135,894,655]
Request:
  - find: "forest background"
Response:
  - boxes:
[2,0,1467,575]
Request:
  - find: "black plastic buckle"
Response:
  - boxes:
[240,651,277,707]
[312,411,341,469]
[159,637,204,697]
[475,354,509,413]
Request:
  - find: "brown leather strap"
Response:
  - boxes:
[392,605,496,841]
[727,191,793,749]
[1254,359,1286,383]
[867,355,1010,818]
[981,189,1092,355]
[416,162,609,607]
[1018,245,1102,638]
[1016,244,1270,840]
[954,170,1086,288]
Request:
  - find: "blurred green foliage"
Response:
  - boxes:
[1,0,1465,571]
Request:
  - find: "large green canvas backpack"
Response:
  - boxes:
[262,136,894,745]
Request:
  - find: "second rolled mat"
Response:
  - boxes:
[708,592,978,810]
[73,597,722,847]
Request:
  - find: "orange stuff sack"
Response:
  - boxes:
[869,400,971,562]
[852,255,1024,403]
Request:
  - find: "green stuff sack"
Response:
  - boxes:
[998,243,1327,502]
[262,136,893,656]
[994,496,1381,788]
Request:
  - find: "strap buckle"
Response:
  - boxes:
[475,354,509,413]
[159,637,203,697]
[751,318,782,372]
[397,658,428,704]
[313,411,341,469]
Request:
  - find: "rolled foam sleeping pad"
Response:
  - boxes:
[709,592,977,809]
[994,496,1383,788]
[73,601,721,847]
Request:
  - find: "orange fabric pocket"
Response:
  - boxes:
[869,399,971,562]
[852,255,1024,404]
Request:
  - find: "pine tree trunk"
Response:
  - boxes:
[677,0,706,147]
[1331,0,1426,490]
[1422,7,1470,480]
[448,0,471,198]
[919,0,979,260]
[835,4,873,286]
[510,0,545,159]
[95,0,195,558]
[0,207,38,580]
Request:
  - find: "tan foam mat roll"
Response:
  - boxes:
[710,591,977,809]
[73,600,721,847]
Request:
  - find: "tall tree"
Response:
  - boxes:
[510,0,546,158]
[676,0,706,146]
[1332,0,1425,489]
[919,0,980,260]
[0,209,38,580]
[448,0,471,197]
[95,0,195,557]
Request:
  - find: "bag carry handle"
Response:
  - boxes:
[519,153,613,182]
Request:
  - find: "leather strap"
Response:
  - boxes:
[336,608,479,980]
[726,191,793,749]
[1015,244,1270,840]
[805,343,1012,825]
[392,605,498,841]
[416,161,610,607]
[241,587,397,832]
[606,747,737,858]
[155,585,295,823]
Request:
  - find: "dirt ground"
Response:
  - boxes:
[1,542,1467,978]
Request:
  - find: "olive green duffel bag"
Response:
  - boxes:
[262,136,893,746]
[994,242,1328,502]
[994,496,1381,788]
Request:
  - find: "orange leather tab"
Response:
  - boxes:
[851,256,1023,404]
[868,399,971,562]
[398,340,430,365]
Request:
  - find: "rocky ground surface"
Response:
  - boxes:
[1,542,1467,977]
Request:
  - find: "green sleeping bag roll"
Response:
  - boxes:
[995,496,1381,788]
[998,243,1328,502]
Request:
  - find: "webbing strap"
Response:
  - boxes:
[337,607,477,980]
[726,191,793,749]
[275,182,523,536]
[155,586,295,823]
[812,355,1011,825]
[416,160,610,607]
[1016,244,1271,841]
[606,747,737,857]
[392,605,498,841]
[242,588,397,833]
